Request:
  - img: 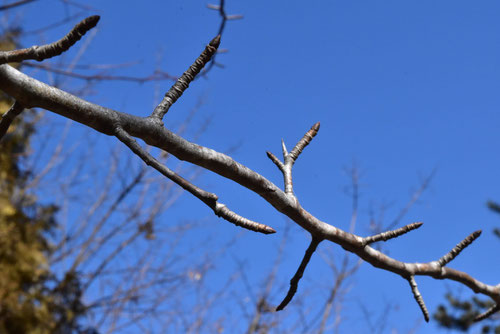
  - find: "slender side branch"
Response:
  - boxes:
[266,151,284,172]
[0,15,100,64]
[114,126,274,234]
[0,101,24,140]
[474,304,500,322]
[289,122,320,163]
[437,230,482,267]
[363,222,423,245]
[408,276,429,322]
[276,237,322,311]
[0,0,36,11]
[150,35,221,121]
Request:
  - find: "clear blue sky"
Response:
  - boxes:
[10,1,500,333]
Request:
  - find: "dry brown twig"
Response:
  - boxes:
[0,15,498,324]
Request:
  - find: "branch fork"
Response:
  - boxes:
[267,122,320,196]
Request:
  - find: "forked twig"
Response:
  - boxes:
[267,122,320,195]
[0,15,100,64]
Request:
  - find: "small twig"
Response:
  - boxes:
[474,304,500,322]
[437,230,481,267]
[150,35,220,121]
[289,122,320,163]
[408,276,429,322]
[0,101,24,140]
[203,0,243,75]
[0,0,36,11]
[266,151,284,172]
[276,237,321,311]
[114,126,274,234]
[0,15,100,64]
[24,62,178,83]
[363,222,423,245]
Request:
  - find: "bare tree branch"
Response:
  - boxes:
[0,17,499,323]
[276,237,322,311]
[151,35,220,121]
[0,15,100,64]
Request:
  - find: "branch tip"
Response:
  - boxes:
[312,121,320,132]
[82,15,100,29]
[210,35,221,48]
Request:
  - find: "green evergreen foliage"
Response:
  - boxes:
[434,201,500,333]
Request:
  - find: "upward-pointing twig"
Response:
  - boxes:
[363,222,423,245]
[151,36,221,121]
[437,230,481,267]
[0,15,100,64]
[408,276,429,322]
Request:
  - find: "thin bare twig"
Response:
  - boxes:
[363,222,423,245]
[276,237,322,311]
[114,126,275,234]
[204,0,243,74]
[0,15,100,64]
[437,230,482,267]
[150,35,220,121]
